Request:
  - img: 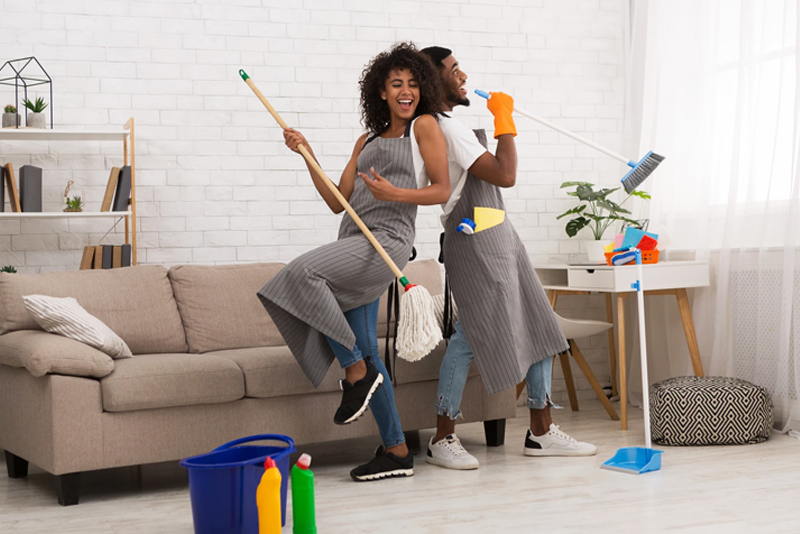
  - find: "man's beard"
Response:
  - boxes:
[448,90,470,107]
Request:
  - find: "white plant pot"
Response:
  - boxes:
[27,112,46,129]
[2,113,19,128]
[586,240,607,263]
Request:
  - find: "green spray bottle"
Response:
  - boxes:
[291,453,316,534]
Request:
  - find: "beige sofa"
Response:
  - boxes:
[0,259,515,505]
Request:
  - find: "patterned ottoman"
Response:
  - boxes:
[650,376,773,446]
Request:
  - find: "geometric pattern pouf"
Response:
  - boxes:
[650,376,774,446]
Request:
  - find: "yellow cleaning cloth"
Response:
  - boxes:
[603,242,615,252]
[473,207,505,233]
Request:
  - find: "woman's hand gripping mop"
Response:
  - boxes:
[473,90,663,193]
[602,249,663,474]
[240,70,442,362]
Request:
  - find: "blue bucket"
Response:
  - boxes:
[180,434,296,534]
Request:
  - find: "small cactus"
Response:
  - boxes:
[4,105,16,114]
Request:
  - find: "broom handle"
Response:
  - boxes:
[635,252,652,449]
[239,70,408,284]
[474,90,632,166]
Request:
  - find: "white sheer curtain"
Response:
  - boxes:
[624,0,800,431]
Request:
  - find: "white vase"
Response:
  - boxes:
[586,240,607,263]
[27,112,45,129]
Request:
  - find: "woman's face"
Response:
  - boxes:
[380,68,420,123]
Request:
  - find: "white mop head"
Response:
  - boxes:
[396,284,443,362]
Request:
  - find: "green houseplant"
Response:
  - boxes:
[62,181,83,212]
[22,97,48,128]
[557,181,650,260]
[0,266,17,273]
[3,104,19,128]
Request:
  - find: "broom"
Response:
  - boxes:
[474,90,663,193]
[240,69,442,362]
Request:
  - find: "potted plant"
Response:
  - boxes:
[62,180,83,212]
[557,181,650,262]
[0,266,17,273]
[22,97,48,128]
[3,104,19,128]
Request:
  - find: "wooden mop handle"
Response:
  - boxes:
[239,70,409,285]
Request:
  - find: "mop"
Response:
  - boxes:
[601,249,663,474]
[474,90,663,193]
[239,69,442,362]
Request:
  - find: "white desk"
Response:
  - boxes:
[533,261,710,430]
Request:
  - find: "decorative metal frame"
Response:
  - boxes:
[0,57,53,129]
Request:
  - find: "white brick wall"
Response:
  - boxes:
[0,0,628,399]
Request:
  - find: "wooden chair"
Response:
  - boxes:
[516,314,619,421]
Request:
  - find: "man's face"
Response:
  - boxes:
[440,55,469,108]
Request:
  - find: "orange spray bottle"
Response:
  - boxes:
[256,457,282,534]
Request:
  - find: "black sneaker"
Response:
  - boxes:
[333,359,384,425]
[350,445,414,482]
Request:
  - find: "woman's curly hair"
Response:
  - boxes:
[359,42,444,135]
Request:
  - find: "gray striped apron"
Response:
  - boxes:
[443,129,568,395]
[258,123,417,387]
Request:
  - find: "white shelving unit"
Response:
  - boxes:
[0,119,137,266]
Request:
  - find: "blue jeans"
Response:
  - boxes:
[435,320,557,419]
[325,299,406,448]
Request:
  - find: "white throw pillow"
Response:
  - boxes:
[22,295,133,359]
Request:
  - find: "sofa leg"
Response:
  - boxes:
[5,450,29,479]
[404,430,421,454]
[56,473,81,506]
[484,419,506,447]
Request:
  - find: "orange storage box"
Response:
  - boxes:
[605,249,660,266]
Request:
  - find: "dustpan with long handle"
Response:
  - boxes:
[601,249,663,474]
[474,90,663,194]
[239,69,442,362]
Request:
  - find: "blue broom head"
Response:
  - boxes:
[621,151,664,194]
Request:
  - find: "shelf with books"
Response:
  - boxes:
[0,118,137,267]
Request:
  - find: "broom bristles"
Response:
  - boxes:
[622,152,664,194]
[396,285,443,362]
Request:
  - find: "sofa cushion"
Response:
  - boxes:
[100,353,244,412]
[22,295,133,359]
[168,263,285,353]
[0,266,188,355]
[211,346,342,399]
[0,330,115,378]
[376,259,443,337]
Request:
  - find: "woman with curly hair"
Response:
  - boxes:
[258,42,449,481]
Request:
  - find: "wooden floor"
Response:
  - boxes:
[2,402,799,533]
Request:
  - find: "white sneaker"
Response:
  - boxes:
[426,434,480,470]
[524,424,597,457]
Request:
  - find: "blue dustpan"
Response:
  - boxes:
[601,446,663,474]
[602,250,664,475]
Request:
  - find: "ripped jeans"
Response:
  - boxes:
[435,320,556,419]
[325,298,406,448]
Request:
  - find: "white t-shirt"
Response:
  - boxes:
[437,114,487,226]
[409,114,487,225]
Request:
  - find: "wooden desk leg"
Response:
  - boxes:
[559,350,579,411]
[617,293,628,430]
[676,288,705,377]
[570,340,619,420]
[549,290,559,309]
[605,293,618,397]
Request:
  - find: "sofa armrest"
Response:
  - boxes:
[0,330,114,378]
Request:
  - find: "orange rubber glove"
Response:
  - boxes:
[487,91,516,139]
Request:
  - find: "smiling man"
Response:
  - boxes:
[420,46,597,470]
